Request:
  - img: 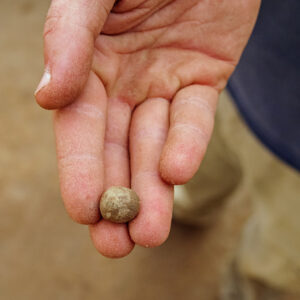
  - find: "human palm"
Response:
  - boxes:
[36,0,260,258]
[97,0,255,103]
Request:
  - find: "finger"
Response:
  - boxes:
[89,98,134,258]
[104,98,132,187]
[89,221,134,258]
[160,85,218,185]
[54,71,106,224]
[35,0,115,109]
[129,98,174,248]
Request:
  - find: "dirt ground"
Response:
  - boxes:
[1,1,298,300]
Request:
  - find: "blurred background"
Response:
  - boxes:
[1,1,299,300]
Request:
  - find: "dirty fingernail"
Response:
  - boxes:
[34,68,51,96]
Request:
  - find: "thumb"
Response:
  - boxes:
[35,0,114,109]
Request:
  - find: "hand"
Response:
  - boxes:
[35,0,260,258]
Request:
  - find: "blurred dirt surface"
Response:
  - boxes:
[0,0,261,299]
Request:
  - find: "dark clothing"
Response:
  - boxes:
[228,0,300,171]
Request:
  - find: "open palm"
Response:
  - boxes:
[36,0,260,258]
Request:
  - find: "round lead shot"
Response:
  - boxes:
[100,186,140,223]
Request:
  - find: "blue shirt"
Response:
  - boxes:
[228,0,300,171]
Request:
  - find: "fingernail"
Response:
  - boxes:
[34,68,51,96]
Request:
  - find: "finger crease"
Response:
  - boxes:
[63,103,104,119]
[132,128,167,143]
[173,98,215,115]
[105,141,128,152]
[172,124,209,143]
[59,153,99,163]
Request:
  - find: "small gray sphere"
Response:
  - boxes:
[100,186,140,223]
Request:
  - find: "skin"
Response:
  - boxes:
[35,0,261,258]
